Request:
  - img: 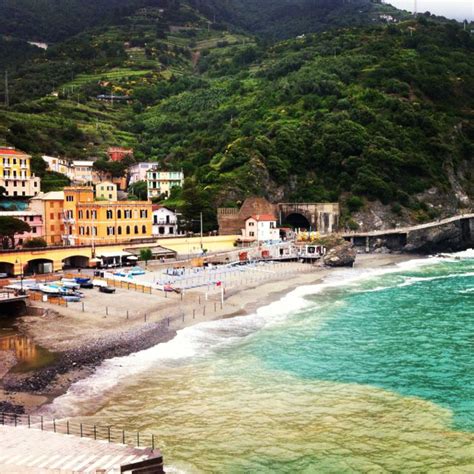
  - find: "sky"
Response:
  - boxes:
[388,0,473,21]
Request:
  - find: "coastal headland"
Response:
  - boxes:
[0,254,414,414]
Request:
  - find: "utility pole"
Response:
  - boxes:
[200,211,203,251]
[4,71,9,107]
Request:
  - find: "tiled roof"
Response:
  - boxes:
[247,214,277,222]
[0,148,28,156]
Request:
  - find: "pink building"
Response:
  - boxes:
[0,211,44,247]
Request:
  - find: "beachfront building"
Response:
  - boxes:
[152,205,179,236]
[146,168,184,200]
[107,147,133,162]
[95,181,117,201]
[242,214,280,242]
[128,162,155,185]
[29,191,65,245]
[62,186,152,245]
[0,210,43,246]
[42,155,70,176]
[0,148,41,197]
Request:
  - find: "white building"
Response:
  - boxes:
[42,155,71,175]
[152,205,179,236]
[128,162,156,185]
[242,214,279,242]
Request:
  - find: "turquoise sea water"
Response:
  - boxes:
[52,253,474,472]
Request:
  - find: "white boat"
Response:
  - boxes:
[38,284,64,295]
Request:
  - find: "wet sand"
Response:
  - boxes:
[0,254,415,413]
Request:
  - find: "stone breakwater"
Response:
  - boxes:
[2,319,176,411]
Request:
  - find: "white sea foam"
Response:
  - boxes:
[44,251,472,417]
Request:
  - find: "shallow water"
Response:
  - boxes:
[0,316,56,373]
[50,252,474,472]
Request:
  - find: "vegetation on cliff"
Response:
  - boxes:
[0,1,472,228]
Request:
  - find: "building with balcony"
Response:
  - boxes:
[146,168,184,200]
[62,186,152,245]
[0,148,41,197]
[152,205,179,236]
[29,191,65,245]
[0,210,43,247]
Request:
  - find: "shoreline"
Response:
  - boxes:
[0,254,417,414]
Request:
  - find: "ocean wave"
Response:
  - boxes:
[44,252,471,417]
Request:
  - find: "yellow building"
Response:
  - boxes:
[0,147,41,197]
[29,191,65,245]
[95,181,117,201]
[63,186,152,245]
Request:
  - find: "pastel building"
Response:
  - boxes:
[29,191,65,245]
[62,186,152,245]
[0,147,40,197]
[146,168,184,199]
[95,181,117,201]
[128,162,156,185]
[70,161,98,184]
[242,214,279,242]
[42,155,70,176]
[0,210,43,246]
[152,205,179,236]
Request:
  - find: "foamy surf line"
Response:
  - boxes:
[43,251,472,417]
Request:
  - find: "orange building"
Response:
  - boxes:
[62,186,152,245]
[29,191,65,245]
[107,147,133,162]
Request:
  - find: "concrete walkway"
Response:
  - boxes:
[0,425,159,473]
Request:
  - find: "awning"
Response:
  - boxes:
[96,251,132,258]
[126,255,138,260]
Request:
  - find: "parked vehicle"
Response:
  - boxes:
[99,286,116,294]
[79,282,94,289]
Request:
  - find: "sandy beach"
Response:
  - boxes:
[0,253,416,413]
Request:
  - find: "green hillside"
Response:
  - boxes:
[0,1,472,229]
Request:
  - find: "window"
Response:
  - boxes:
[93,227,97,236]
[51,225,55,231]
[248,221,255,226]
[249,231,255,237]
[86,227,90,235]
[142,225,146,234]
[107,226,115,236]
[91,210,97,219]
[34,182,38,187]
[86,210,90,219]
[79,227,84,235]
[140,210,148,218]
[109,194,112,199]
[134,225,138,234]
[124,209,131,219]
[78,210,83,219]
[118,226,122,235]
[32,227,36,234]
[117,210,122,219]
[106,210,113,219]
[126,225,130,235]
[57,213,61,219]
[66,195,74,202]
